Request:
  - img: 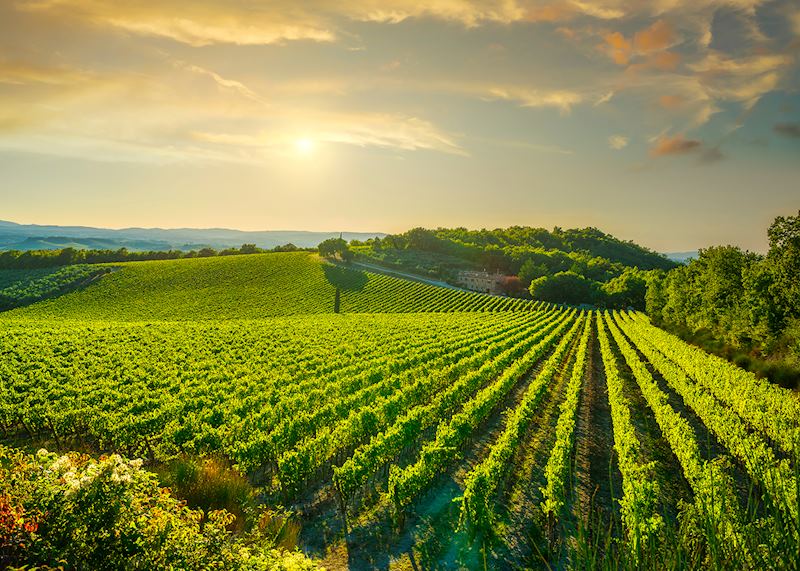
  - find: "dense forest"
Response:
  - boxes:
[352,226,675,308]
[646,211,800,386]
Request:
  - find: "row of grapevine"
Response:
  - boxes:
[232,310,517,437]
[242,310,549,468]
[386,309,578,517]
[627,314,800,456]
[539,314,592,520]
[279,310,568,494]
[0,313,548,470]
[342,270,538,314]
[616,312,799,530]
[332,309,571,504]
[595,312,663,554]
[459,312,586,533]
[2,313,479,452]
[604,313,750,563]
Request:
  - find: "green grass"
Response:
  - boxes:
[3,252,536,321]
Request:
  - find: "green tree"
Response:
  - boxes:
[767,210,800,320]
[318,238,353,262]
[645,269,667,319]
[601,268,647,310]
[518,259,549,286]
[528,271,598,305]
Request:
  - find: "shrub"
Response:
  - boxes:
[0,446,320,571]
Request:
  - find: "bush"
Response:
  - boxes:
[0,446,320,571]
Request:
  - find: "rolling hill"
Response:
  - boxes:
[2,252,539,321]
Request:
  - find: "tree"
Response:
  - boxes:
[601,268,647,310]
[318,238,353,262]
[239,243,259,254]
[645,270,667,319]
[767,210,800,320]
[528,271,598,305]
[518,259,549,286]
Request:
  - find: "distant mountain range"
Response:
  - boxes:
[0,220,699,260]
[0,220,385,251]
[664,251,699,263]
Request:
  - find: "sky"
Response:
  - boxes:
[0,1,798,252]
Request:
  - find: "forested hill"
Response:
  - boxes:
[350,226,676,308]
[432,227,674,270]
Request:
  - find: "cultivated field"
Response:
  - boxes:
[1,253,798,569]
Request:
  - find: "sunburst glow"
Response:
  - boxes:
[294,138,315,156]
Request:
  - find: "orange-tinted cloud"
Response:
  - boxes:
[633,19,675,52]
[650,134,702,157]
[650,51,681,70]
[601,19,681,69]
[603,31,632,65]
[524,4,576,23]
[659,94,685,109]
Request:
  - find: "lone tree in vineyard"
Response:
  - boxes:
[318,237,353,262]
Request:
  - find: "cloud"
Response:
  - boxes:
[687,52,792,109]
[608,135,628,149]
[192,114,467,157]
[0,59,91,86]
[602,31,632,65]
[316,114,467,154]
[594,90,614,105]
[2,0,796,168]
[175,62,268,105]
[600,19,681,69]
[485,86,583,113]
[9,0,630,47]
[14,0,336,46]
[774,122,800,138]
[634,19,677,52]
[626,51,681,73]
[650,134,702,156]
[658,94,685,109]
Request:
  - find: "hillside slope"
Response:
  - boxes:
[4,252,537,321]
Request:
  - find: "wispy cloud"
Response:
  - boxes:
[608,135,628,150]
[485,86,583,113]
[163,111,468,159]
[175,62,269,105]
[15,0,336,46]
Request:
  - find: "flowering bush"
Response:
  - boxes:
[0,446,321,570]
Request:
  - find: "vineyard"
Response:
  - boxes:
[3,252,536,320]
[1,254,799,569]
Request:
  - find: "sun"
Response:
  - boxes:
[294,138,315,156]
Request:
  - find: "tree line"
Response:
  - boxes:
[351,226,668,308]
[646,211,800,386]
[0,243,312,270]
